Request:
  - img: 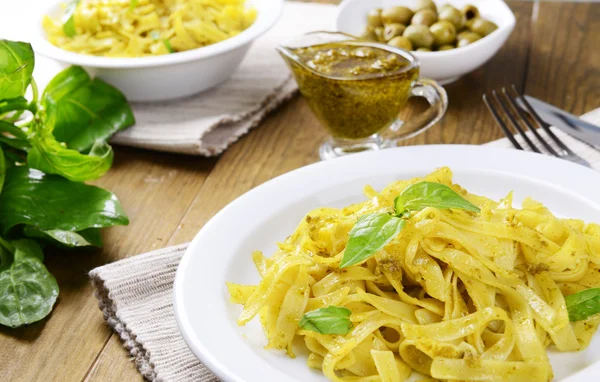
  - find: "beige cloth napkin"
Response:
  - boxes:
[110,2,336,156]
[90,108,600,382]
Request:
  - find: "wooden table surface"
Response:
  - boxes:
[2,1,599,381]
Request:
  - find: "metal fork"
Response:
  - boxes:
[482,85,591,167]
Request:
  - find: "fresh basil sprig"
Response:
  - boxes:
[395,181,480,215]
[566,288,600,322]
[340,214,405,268]
[0,39,134,327]
[299,306,353,335]
[340,181,479,268]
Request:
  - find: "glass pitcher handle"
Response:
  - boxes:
[384,78,448,142]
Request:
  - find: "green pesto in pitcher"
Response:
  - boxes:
[282,42,419,140]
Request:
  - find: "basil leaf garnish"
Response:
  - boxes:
[395,181,480,215]
[0,40,34,99]
[340,213,405,268]
[62,0,81,38]
[566,288,600,322]
[299,306,353,335]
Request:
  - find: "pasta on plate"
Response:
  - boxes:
[43,0,257,57]
[227,168,600,381]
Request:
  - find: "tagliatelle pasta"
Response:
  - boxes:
[43,0,257,57]
[227,168,600,381]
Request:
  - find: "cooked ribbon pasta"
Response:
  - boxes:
[43,0,257,57]
[227,168,600,381]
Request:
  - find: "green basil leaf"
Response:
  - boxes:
[163,39,175,53]
[340,213,405,268]
[0,97,28,114]
[0,166,129,234]
[565,288,600,322]
[23,227,103,248]
[298,306,353,335]
[0,40,34,100]
[62,0,81,37]
[0,239,59,327]
[28,133,113,182]
[395,181,480,215]
[42,66,135,153]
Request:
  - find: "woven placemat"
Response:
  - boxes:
[91,108,600,381]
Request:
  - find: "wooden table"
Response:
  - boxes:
[2,1,599,381]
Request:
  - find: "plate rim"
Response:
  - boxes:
[174,144,600,382]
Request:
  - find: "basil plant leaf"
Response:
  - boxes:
[0,40,34,100]
[28,133,113,182]
[0,239,59,328]
[0,144,5,195]
[0,166,129,235]
[298,306,353,335]
[62,0,81,38]
[565,288,600,322]
[23,226,103,249]
[0,96,28,114]
[395,181,480,215]
[340,213,405,268]
[42,66,135,153]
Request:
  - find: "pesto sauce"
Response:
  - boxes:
[287,42,418,140]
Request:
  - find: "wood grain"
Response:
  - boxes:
[2,2,598,382]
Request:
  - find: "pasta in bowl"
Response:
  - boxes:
[227,167,600,381]
[33,0,283,101]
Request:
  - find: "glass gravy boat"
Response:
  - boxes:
[277,32,448,160]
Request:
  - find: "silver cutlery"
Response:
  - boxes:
[483,85,591,168]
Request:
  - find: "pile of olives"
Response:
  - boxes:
[362,0,499,52]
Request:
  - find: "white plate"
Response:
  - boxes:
[174,145,600,382]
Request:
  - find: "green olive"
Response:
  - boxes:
[374,26,386,42]
[384,23,407,41]
[361,25,378,41]
[462,4,480,21]
[381,6,413,25]
[438,44,455,51]
[387,36,413,51]
[438,7,465,30]
[468,18,498,36]
[416,47,432,52]
[439,4,458,12]
[411,9,437,27]
[457,31,482,47]
[403,24,434,49]
[430,20,456,46]
[414,0,437,12]
[367,8,384,27]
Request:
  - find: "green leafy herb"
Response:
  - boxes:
[0,239,59,327]
[565,288,600,322]
[24,227,103,248]
[0,166,128,234]
[0,145,5,195]
[395,181,480,215]
[340,213,405,268]
[0,41,34,99]
[298,306,353,335]
[163,39,175,53]
[42,66,135,152]
[62,0,81,37]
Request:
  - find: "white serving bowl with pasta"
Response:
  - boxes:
[174,145,600,382]
[32,0,283,102]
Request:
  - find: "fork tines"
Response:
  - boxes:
[483,85,590,167]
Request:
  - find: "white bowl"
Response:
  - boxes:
[335,0,516,84]
[32,0,283,102]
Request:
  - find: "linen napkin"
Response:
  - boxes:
[109,2,337,156]
[90,107,600,382]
